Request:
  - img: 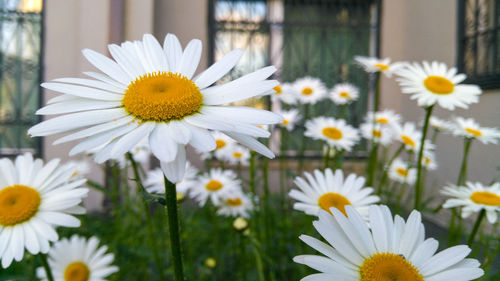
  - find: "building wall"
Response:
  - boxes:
[380,0,500,195]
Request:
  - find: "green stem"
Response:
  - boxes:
[458,138,472,186]
[249,152,256,195]
[414,105,434,210]
[366,142,379,187]
[377,144,404,195]
[38,253,54,281]
[298,104,310,174]
[239,234,248,281]
[467,209,485,246]
[374,72,381,112]
[431,129,439,144]
[164,176,185,281]
[323,146,331,170]
[127,153,165,280]
[279,127,287,213]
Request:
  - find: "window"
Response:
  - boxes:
[0,0,43,157]
[209,0,381,157]
[457,0,500,89]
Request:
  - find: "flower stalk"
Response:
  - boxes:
[164,175,185,281]
[38,253,54,281]
[467,209,485,246]
[414,105,434,210]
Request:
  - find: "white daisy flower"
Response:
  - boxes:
[145,161,198,195]
[294,204,484,281]
[271,83,297,105]
[421,150,438,171]
[277,108,301,131]
[394,122,421,152]
[452,117,500,145]
[292,76,327,104]
[289,169,379,219]
[0,153,88,268]
[64,159,91,179]
[219,144,250,166]
[112,137,151,168]
[200,131,236,160]
[442,182,500,223]
[388,158,416,184]
[354,56,404,77]
[329,83,359,105]
[28,33,282,182]
[429,116,453,132]
[216,191,253,218]
[305,117,360,152]
[365,109,401,129]
[190,168,241,206]
[37,235,118,281]
[396,61,482,110]
[359,122,393,146]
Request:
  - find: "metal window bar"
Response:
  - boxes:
[457,0,500,89]
[208,0,380,159]
[0,0,43,157]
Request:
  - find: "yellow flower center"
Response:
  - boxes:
[360,253,424,281]
[401,135,416,147]
[465,128,482,137]
[339,91,351,99]
[233,152,243,158]
[424,157,432,164]
[282,119,289,125]
[205,180,223,191]
[302,87,313,95]
[423,75,455,95]
[322,127,343,140]
[470,191,500,206]
[376,117,389,124]
[122,72,202,122]
[396,168,408,177]
[215,139,227,150]
[0,185,41,226]
[373,130,382,138]
[226,197,243,206]
[64,262,90,281]
[273,85,282,95]
[374,63,389,71]
[317,192,351,215]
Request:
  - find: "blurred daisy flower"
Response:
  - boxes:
[429,116,454,132]
[37,235,118,281]
[292,76,327,104]
[365,109,401,129]
[394,122,421,152]
[65,159,91,179]
[289,169,379,219]
[220,144,250,166]
[421,150,438,170]
[294,205,484,281]
[0,153,88,268]
[277,108,301,131]
[329,83,359,105]
[359,122,393,146]
[388,158,416,184]
[29,33,281,182]
[396,61,481,110]
[217,191,253,218]
[305,117,360,152]
[145,161,198,195]
[271,83,297,105]
[442,182,500,223]
[191,168,241,206]
[452,117,500,145]
[354,56,404,77]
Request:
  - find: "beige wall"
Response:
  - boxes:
[43,0,154,209]
[380,0,500,194]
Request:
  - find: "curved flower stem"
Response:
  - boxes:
[39,253,54,281]
[239,233,248,281]
[127,153,165,280]
[323,146,331,169]
[457,138,472,186]
[377,144,404,196]
[374,72,381,112]
[414,105,434,210]
[164,175,185,281]
[467,209,485,246]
